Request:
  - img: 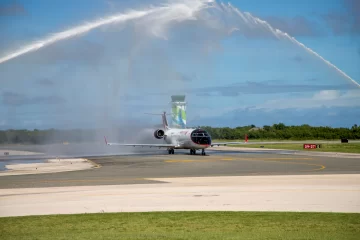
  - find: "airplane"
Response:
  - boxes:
[104,111,247,156]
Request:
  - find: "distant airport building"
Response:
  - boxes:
[171,95,186,128]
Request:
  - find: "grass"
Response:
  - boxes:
[0,212,359,240]
[228,142,360,154]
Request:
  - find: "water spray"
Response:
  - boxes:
[226,3,360,88]
[0,0,211,64]
[0,0,358,88]
[249,15,360,88]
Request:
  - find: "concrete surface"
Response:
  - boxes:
[0,174,359,217]
[0,149,43,156]
[214,146,360,158]
[1,151,360,188]
[1,149,359,217]
[0,158,97,176]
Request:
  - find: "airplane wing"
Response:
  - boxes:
[107,143,177,148]
[104,137,176,148]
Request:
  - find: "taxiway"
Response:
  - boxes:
[1,148,359,216]
[0,149,360,188]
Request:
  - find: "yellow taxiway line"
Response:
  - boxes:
[164,157,325,172]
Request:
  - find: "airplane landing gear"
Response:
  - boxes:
[201,149,206,156]
[189,149,206,155]
[168,149,174,154]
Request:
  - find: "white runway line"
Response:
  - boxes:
[0,174,359,217]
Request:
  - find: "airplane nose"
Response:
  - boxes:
[191,129,212,145]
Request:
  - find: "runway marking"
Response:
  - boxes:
[164,157,325,172]
[20,177,148,184]
[164,157,313,163]
[227,157,314,161]
[260,158,313,160]
[248,159,326,172]
[302,163,326,172]
[165,159,233,163]
[86,159,101,169]
[238,158,326,172]
[165,160,198,163]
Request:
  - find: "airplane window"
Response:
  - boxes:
[191,129,212,145]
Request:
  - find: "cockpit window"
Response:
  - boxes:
[192,133,207,137]
[191,129,211,145]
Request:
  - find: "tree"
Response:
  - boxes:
[273,123,286,130]
[0,131,7,143]
[13,135,20,143]
[263,125,271,131]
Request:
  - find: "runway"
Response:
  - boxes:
[1,149,360,188]
[1,148,360,216]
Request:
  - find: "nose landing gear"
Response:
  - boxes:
[189,149,206,155]
[168,149,174,154]
[201,149,206,156]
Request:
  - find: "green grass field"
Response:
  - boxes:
[1,212,359,240]
[229,143,360,154]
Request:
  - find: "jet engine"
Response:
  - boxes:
[154,129,165,139]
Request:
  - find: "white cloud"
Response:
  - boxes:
[187,89,360,120]
[312,90,340,100]
[327,111,338,116]
[189,106,239,120]
[252,89,360,110]
[23,120,43,127]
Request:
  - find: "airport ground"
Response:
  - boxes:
[230,142,360,153]
[1,149,360,188]
[0,144,360,239]
[1,147,360,212]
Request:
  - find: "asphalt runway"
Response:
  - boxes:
[1,149,360,189]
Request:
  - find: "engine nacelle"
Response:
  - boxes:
[154,129,165,139]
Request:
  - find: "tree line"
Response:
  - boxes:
[200,123,360,140]
[0,123,359,144]
[0,129,97,145]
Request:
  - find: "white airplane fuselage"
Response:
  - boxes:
[160,128,212,150]
[104,112,246,155]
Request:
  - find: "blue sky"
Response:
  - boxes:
[0,0,359,130]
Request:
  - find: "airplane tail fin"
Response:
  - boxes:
[162,111,169,130]
[144,111,170,130]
